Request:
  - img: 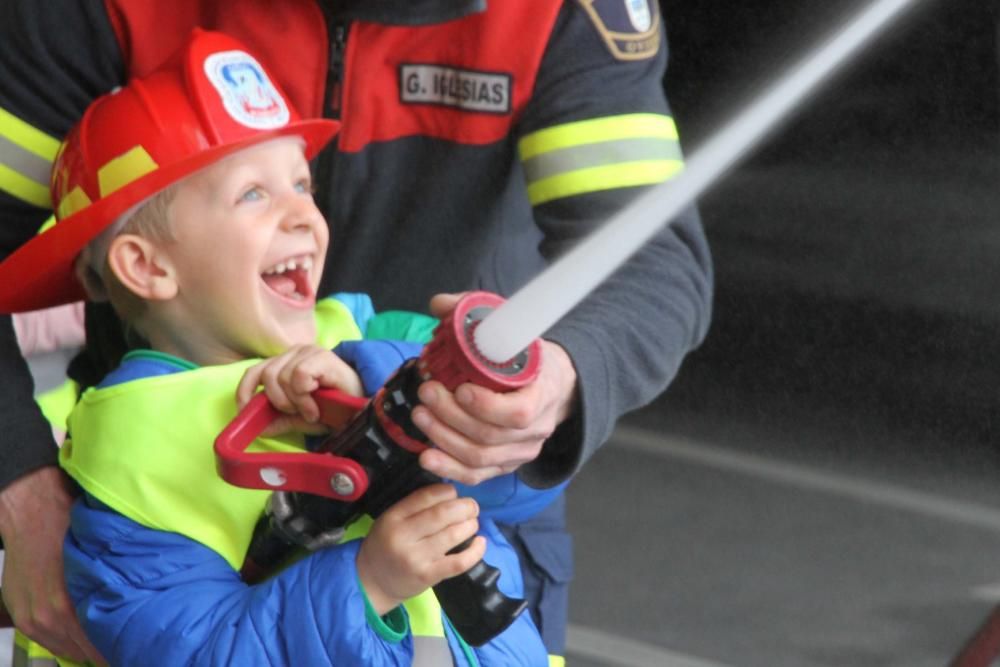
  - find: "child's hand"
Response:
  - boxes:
[236,344,364,435]
[356,483,486,616]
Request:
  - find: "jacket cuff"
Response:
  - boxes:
[517,324,609,488]
[359,578,409,643]
[0,418,59,492]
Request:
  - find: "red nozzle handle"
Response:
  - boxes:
[215,388,370,501]
[418,291,542,392]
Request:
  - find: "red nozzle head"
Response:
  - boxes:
[418,292,541,392]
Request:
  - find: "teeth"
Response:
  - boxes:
[264,256,311,275]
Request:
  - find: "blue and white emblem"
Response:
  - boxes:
[625,0,652,32]
[204,51,290,129]
[577,0,660,61]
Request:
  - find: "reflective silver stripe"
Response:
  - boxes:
[521,137,683,184]
[12,644,58,667]
[413,634,455,666]
[0,134,53,188]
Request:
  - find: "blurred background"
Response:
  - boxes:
[565,0,1000,665]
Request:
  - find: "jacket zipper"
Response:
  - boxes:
[325,20,349,120]
[315,13,349,296]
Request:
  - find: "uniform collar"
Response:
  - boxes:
[318,0,486,25]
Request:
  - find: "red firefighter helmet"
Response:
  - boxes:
[0,28,339,314]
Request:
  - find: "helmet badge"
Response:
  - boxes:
[204,51,290,130]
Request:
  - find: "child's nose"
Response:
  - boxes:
[280,194,322,232]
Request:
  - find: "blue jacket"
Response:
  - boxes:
[64,500,547,665]
[61,297,557,665]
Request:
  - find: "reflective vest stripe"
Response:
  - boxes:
[518,113,684,205]
[412,635,456,667]
[548,654,566,667]
[403,589,445,638]
[0,108,59,207]
[12,630,79,667]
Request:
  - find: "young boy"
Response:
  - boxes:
[0,30,550,666]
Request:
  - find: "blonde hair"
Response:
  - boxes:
[76,185,178,335]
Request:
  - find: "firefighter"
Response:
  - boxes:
[0,1,713,664]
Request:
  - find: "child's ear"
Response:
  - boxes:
[106,234,178,301]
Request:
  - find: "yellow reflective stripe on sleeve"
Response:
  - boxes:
[519,113,678,160]
[0,108,59,207]
[519,113,684,205]
[548,655,566,667]
[522,137,682,186]
[0,108,61,160]
[0,162,51,207]
[526,159,682,206]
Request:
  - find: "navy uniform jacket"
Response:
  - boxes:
[0,0,712,491]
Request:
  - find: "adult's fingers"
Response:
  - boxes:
[0,468,106,664]
[427,292,465,319]
[11,590,104,664]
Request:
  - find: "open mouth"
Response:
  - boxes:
[261,254,315,303]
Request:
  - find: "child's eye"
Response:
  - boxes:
[294,179,314,195]
[239,187,264,203]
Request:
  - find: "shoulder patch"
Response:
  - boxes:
[576,0,661,61]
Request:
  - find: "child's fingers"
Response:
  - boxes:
[237,356,299,412]
[253,358,297,413]
[399,495,479,550]
[275,346,324,391]
[279,347,360,421]
[236,362,268,408]
[427,534,487,582]
[381,483,459,523]
[423,515,480,556]
[288,348,364,398]
[276,348,327,421]
[237,347,301,410]
[236,346,363,424]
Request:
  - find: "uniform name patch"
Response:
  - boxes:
[577,0,661,61]
[399,64,511,115]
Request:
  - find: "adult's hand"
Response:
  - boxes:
[0,466,105,665]
[414,293,579,485]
